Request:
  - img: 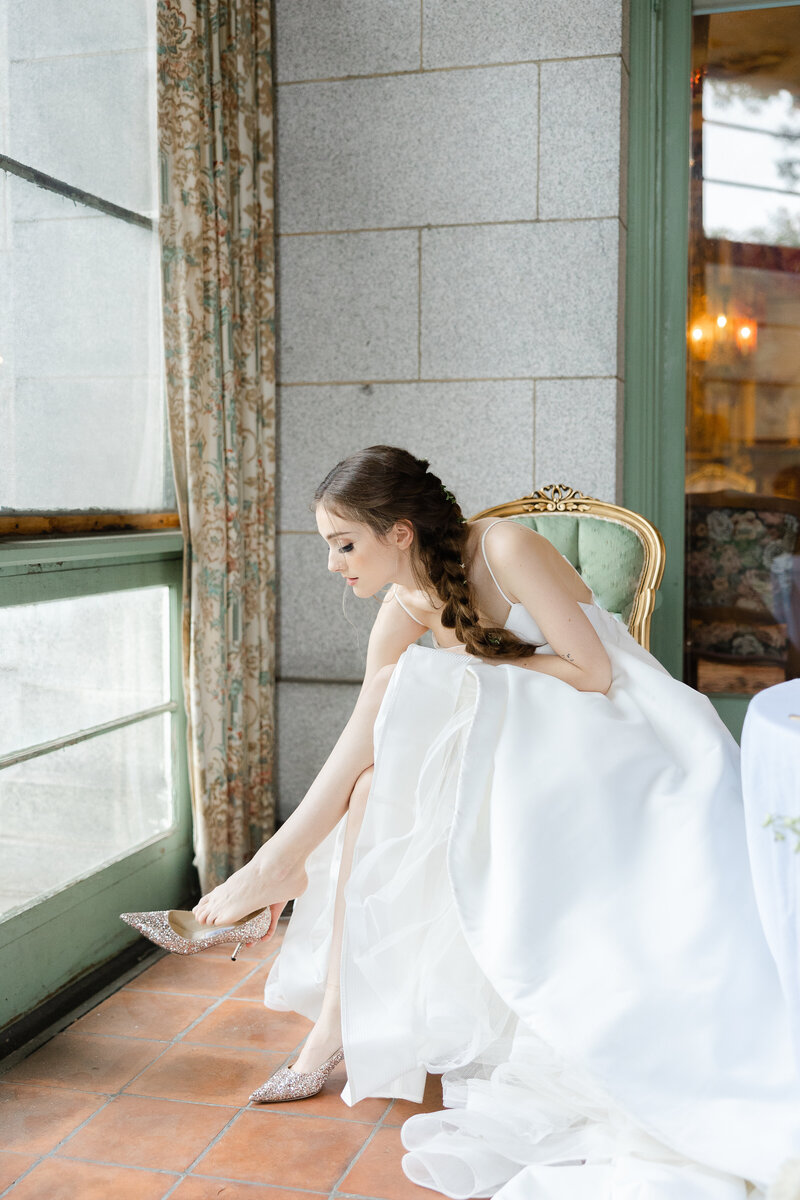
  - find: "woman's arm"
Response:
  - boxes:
[362,589,428,688]
[482,522,612,694]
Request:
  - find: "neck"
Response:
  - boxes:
[393,556,423,592]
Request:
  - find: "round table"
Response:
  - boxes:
[741,677,800,1066]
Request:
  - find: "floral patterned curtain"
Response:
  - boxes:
[157,0,276,891]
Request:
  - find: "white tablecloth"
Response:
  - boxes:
[741,678,800,1068]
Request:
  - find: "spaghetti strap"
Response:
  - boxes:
[480,521,514,607]
[391,587,426,626]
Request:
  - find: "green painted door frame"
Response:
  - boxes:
[624,0,693,682]
[623,0,782,740]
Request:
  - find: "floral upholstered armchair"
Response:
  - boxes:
[473,485,665,651]
[685,490,800,687]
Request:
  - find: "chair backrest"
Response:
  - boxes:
[472,485,666,650]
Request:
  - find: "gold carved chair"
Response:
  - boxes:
[472,485,666,651]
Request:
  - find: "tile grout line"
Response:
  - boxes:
[417,228,423,379]
[179,1180,331,1198]
[163,1029,387,1196]
[279,373,617,388]
[148,1099,254,1200]
[532,379,537,489]
[1,924,431,1195]
[0,946,168,1075]
[157,966,409,1194]
[0,937,287,1195]
[328,1088,408,1197]
[3,1055,428,1197]
[536,62,541,220]
[146,948,282,1047]
[276,50,625,87]
[0,944,281,1071]
[278,214,622,237]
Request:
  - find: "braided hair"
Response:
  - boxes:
[314,446,540,661]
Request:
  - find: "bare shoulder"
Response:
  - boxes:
[475,518,589,604]
[382,584,431,626]
[476,518,555,566]
[364,585,432,681]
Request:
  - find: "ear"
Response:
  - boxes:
[393,519,414,550]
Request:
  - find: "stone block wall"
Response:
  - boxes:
[274,0,628,819]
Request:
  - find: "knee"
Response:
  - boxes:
[348,766,374,815]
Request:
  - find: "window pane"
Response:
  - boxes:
[0,175,169,512]
[686,8,800,698]
[0,714,174,919]
[1,588,170,758]
[6,0,156,217]
[703,182,800,249]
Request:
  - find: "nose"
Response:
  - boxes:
[328,546,343,573]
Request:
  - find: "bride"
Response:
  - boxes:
[126,445,800,1200]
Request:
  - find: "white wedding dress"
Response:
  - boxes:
[265,525,800,1200]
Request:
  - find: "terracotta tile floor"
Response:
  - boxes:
[0,920,443,1200]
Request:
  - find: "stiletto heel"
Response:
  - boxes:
[249,1046,344,1103]
[120,907,274,956]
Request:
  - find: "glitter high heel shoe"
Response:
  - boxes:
[249,1046,344,1103]
[120,907,274,960]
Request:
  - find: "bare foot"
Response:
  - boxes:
[292,998,342,1074]
[193,856,308,927]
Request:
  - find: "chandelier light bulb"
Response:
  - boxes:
[716,314,727,328]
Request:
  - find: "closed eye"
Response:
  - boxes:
[338,543,354,553]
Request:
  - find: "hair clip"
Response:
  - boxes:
[486,633,502,646]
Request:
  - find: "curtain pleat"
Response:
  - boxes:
[157,0,276,891]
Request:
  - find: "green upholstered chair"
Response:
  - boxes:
[472,485,666,651]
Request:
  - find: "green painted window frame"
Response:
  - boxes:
[624,0,693,682]
[624,0,789,740]
[0,532,194,1032]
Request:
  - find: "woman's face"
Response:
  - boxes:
[315,506,408,597]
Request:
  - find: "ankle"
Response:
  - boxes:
[312,1004,342,1041]
[251,844,300,887]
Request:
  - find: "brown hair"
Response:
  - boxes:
[314,445,540,661]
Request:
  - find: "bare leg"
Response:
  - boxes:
[193,666,393,928]
[291,765,373,1074]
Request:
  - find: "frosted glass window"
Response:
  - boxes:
[0,174,167,512]
[0,714,174,919]
[7,1,156,216]
[8,0,149,61]
[0,588,170,758]
[0,1,172,515]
